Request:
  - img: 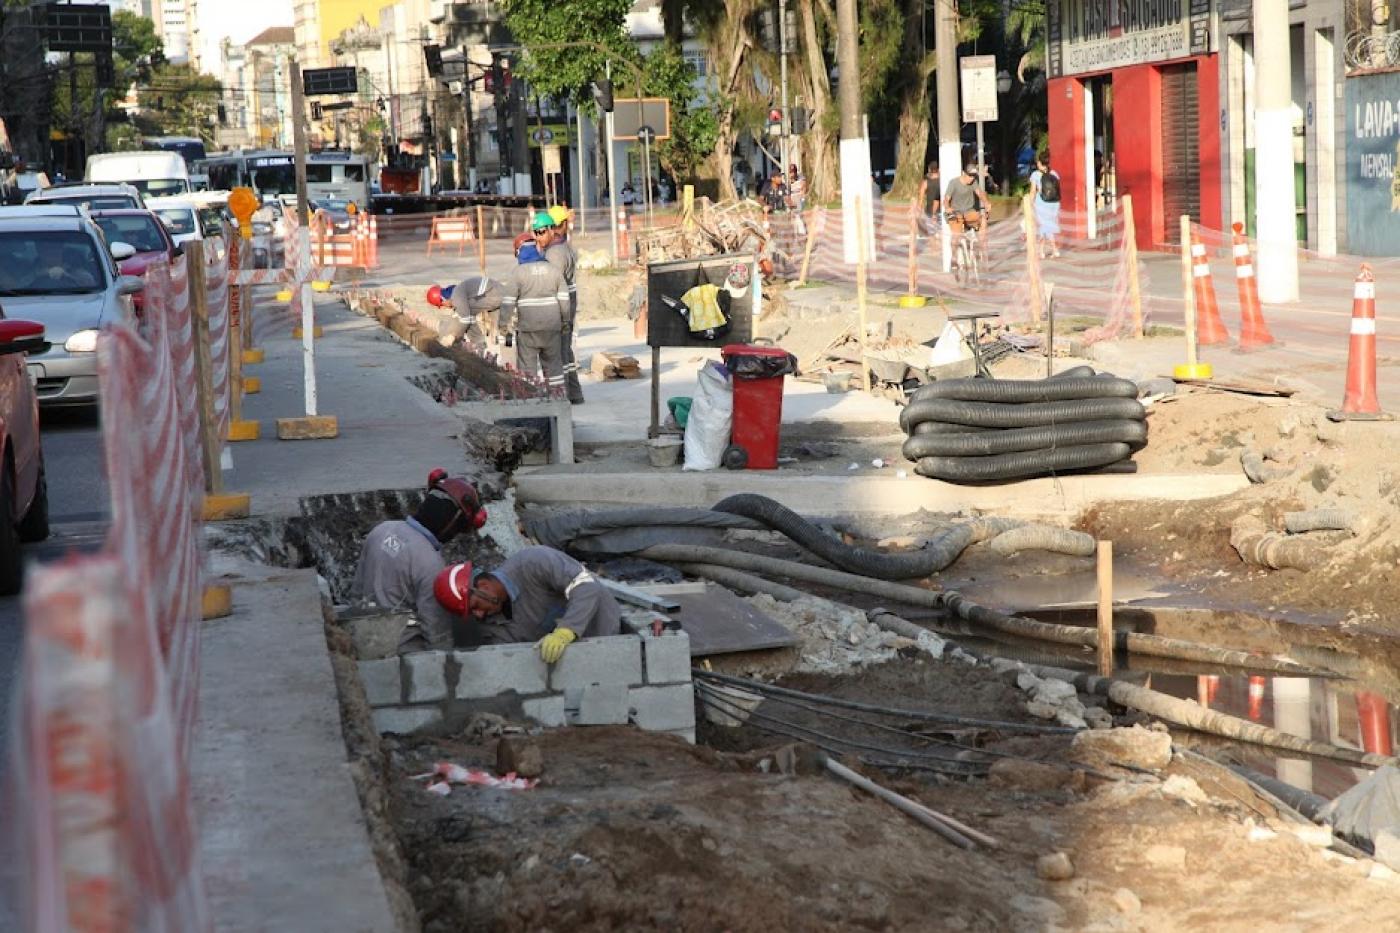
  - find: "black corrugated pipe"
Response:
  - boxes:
[908,375,1140,404]
[899,396,1148,433]
[902,419,1148,460]
[914,442,1134,482]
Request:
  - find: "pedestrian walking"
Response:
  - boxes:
[1030,153,1062,259]
[500,215,571,395]
[545,204,585,404]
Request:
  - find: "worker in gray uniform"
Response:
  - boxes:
[444,274,503,344]
[352,469,488,654]
[544,205,584,404]
[432,545,622,662]
[500,212,570,395]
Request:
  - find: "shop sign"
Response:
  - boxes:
[1346,72,1400,256]
[1048,0,1212,78]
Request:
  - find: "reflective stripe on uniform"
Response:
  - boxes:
[564,569,596,596]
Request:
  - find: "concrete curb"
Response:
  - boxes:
[513,470,1252,519]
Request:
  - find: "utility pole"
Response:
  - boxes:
[290,60,309,226]
[1253,0,1299,302]
[778,0,791,174]
[605,61,619,264]
[835,0,869,263]
[935,0,960,273]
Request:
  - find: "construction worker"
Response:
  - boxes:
[433,545,622,662]
[545,204,584,404]
[500,213,570,395]
[352,469,488,654]
[445,274,503,344]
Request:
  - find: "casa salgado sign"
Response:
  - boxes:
[1048,0,1213,78]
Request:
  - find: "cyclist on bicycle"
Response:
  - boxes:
[942,162,988,248]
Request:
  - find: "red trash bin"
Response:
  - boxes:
[722,344,795,469]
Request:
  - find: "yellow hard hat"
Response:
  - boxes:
[547,205,573,226]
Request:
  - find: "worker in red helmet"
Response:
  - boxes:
[433,545,621,662]
[352,469,488,654]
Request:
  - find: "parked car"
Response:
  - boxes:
[0,205,144,407]
[24,181,146,211]
[250,218,285,269]
[145,197,202,246]
[0,300,51,593]
[309,198,356,232]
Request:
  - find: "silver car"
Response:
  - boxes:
[0,206,144,406]
[24,181,146,211]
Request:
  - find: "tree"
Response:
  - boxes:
[502,0,634,103]
[635,43,718,182]
[135,64,223,146]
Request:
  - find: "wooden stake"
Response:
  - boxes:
[187,241,222,494]
[228,238,244,423]
[476,204,487,274]
[1044,282,1056,380]
[1022,194,1043,324]
[854,196,871,393]
[1180,214,1198,368]
[906,203,918,296]
[797,210,819,286]
[1122,194,1144,338]
[1097,539,1114,677]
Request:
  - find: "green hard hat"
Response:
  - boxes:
[531,210,555,231]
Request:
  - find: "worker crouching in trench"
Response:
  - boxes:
[434,545,622,663]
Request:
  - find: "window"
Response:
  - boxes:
[155,209,197,236]
[306,165,334,183]
[92,215,169,254]
[684,51,710,78]
[344,164,365,181]
[0,230,106,295]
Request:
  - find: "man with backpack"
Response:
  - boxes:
[1031,154,1062,259]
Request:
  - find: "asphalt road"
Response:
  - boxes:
[0,405,109,777]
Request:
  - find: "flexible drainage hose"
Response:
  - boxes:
[902,419,1147,460]
[711,493,1021,580]
[1284,508,1355,535]
[914,442,1134,482]
[987,526,1096,558]
[908,375,1140,405]
[1230,515,1323,572]
[899,396,1147,433]
[633,543,1330,676]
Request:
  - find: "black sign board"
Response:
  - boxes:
[646,254,756,348]
[42,3,111,53]
[302,67,358,97]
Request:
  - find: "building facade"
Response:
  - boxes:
[216,27,297,150]
[1340,1,1400,255]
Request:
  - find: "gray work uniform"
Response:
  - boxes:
[473,545,623,646]
[545,240,584,402]
[500,260,569,393]
[352,518,457,652]
[447,275,502,343]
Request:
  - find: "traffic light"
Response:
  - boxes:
[424,43,443,78]
[311,100,323,120]
[790,106,809,134]
[593,79,614,113]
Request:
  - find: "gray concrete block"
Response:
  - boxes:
[568,683,631,725]
[549,635,643,691]
[643,631,692,685]
[455,644,549,698]
[403,651,448,703]
[357,657,402,707]
[629,684,696,732]
[522,695,567,727]
[372,705,442,734]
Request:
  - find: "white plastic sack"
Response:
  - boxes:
[683,361,733,471]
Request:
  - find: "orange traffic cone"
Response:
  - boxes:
[1196,674,1220,708]
[1232,223,1274,350]
[1247,676,1266,722]
[1329,264,1388,421]
[1356,691,1393,756]
[1191,233,1230,346]
[368,214,379,268]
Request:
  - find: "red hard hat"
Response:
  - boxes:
[427,469,487,531]
[427,284,443,307]
[433,562,474,616]
[512,231,533,255]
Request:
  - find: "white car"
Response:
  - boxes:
[145,197,203,246]
[25,182,146,211]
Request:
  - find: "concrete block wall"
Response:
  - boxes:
[357,632,695,743]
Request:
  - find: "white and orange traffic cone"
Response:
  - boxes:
[1247,676,1266,722]
[368,214,379,267]
[1191,233,1230,346]
[1232,223,1275,350]
[1196,674,1220,709]
[1356,691,1394,756]
[1329,264,1390,421]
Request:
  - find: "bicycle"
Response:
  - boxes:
[945,210,984,287]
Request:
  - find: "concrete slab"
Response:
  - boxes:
[513,469,1252,520]
[226,289,468,517]
[570,319,901,444]
[193,565,395,933]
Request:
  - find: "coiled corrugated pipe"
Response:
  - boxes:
[902,419,1147,460]
[1284,508,1355,534]
[710,493,1019,580]
[988,526,1096,558]
[1240,449,1294,484]
[1230,515,1323,571]
[900,396,1147,432]
[914,442,1133,482]
[908,375,1140,404]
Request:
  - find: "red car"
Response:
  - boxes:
[0,302,51,594]
[89,209,181,310]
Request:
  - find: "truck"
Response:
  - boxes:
[85,150,191,198]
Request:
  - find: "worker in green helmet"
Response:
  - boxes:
[498,210,570,394]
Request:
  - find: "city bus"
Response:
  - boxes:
[194,149,371,207]
[141,135,208,167]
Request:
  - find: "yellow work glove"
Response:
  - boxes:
[536,627,578,664]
